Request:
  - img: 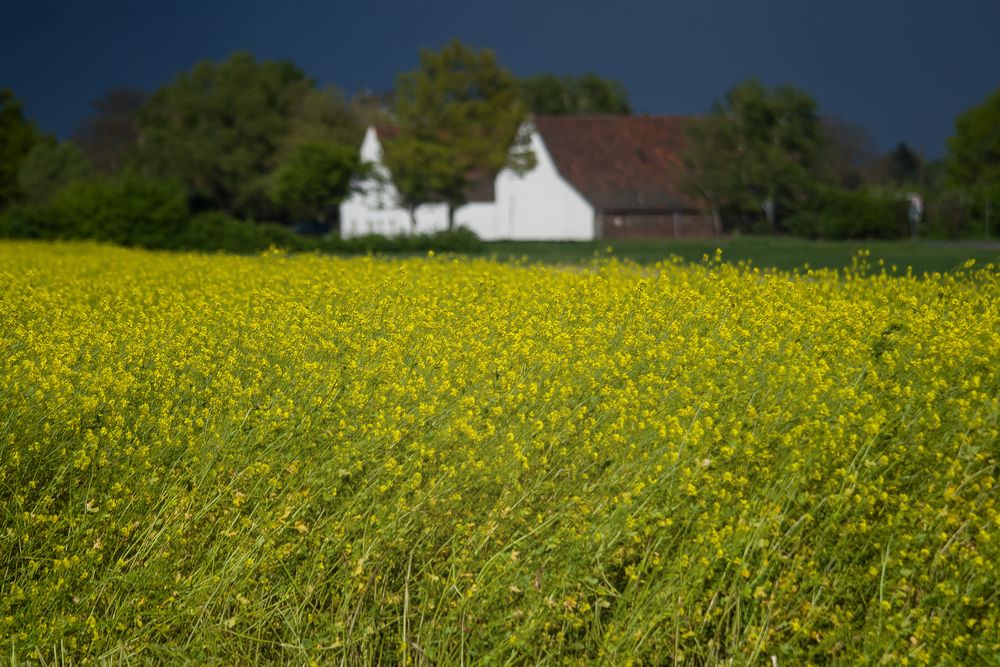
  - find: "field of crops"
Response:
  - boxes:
[2,241,999,664]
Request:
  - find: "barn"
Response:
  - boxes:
[496,115,717,240]
[340,115,716,240]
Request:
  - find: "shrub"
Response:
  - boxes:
[0,204,58,240]
[170,212,312,254]
[16,140,94,205]
[44,175,190,246]
[786,187,908,239]
[1,183,485,256]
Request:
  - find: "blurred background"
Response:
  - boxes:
[1,0,998,253]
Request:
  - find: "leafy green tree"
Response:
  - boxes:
[17,139,93,204]
[280,87,364,158]
[947,87,1000,190]
[0,89,40,208]
[382,138,452,230]
[386,40,532,228]
[946,87,1000,235]
[72,86,146,173]
[272,142,362,222]
[520,73,631,115]
[683,79,827,232]
[136,52,314,219]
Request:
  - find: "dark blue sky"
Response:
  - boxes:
[3,0,998,158]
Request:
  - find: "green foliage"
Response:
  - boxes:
[943,87,1000,237]
[923,185,1000,239]
[0,186,484,256]
[684,79,828,232]
[271,142,362,222]
[17,139,93,204]
[0,175,188,246]
[946,86,1000,193]
[388,40,530,226]
[169,212,310,253]
[279,87,364,158]
[381,138,454,226]
[520,73,631,115]
[136,52,313,219]
[0,204,52,240]
[50,176,190,246]
[785,187,908,239]
[0,89,41,209]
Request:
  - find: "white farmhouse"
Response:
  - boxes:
[340,116,716,241]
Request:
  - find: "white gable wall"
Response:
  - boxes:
[454,202,502,240]
[340,127,498,239]
[494,127,595,241]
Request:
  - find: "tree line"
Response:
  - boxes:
[1,39,998,249]
[683,80,999,239]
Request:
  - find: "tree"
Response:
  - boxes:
[280,86,364,158]
[386,40,532,228]
[0,89,40,209]
[17,139,93,203]
[945,87,1000,235]
[382,138,453,230]
[136,52,314,219]
[946,86,1000,190]
[72,86,146,173]
[683,79,827,232]
[520,73,631,115]
[272,142,362,222]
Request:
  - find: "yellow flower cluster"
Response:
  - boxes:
[1,241,998,664]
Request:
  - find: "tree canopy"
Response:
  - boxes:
[136,52,318,219]
[385,39,531,227]
[946,86,1000,194]
[18,139,93,204]
[272,142,361,223]
[520,73,631,115]
[683,79,828,231]
[279,87,364,159]
[0,89,40,209]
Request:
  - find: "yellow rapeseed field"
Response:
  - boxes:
[1,241,998,664]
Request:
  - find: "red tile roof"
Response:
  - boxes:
[532,115,699,212]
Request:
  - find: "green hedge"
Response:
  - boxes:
[0,175,485,255]
[0,176,188,246]
[785,188,909,239]
[166,212,312,253]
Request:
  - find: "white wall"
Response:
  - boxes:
[495,127,595,241]
[455,202,501,240]
[340,127,497,239]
